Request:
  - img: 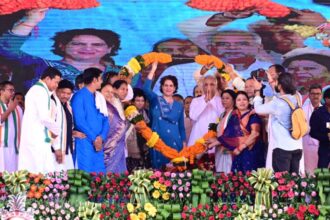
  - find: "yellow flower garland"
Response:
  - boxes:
[146,132,159,148]
[127,57,142,74]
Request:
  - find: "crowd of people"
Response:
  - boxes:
[0,9,329,175]
[0,62,329,175]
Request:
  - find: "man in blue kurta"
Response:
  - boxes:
[71,68,109,173]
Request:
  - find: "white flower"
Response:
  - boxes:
[272,204,278,209]
[268,208,273,214]
[278,209,283,214]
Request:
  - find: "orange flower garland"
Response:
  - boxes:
[125,106,217,171]
[194,55,224,69]
[142,52,172,66]
[186,0,290,18]
[0,0,100,15]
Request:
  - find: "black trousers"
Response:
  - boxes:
[272,148,302,173]
[318,146,330,168]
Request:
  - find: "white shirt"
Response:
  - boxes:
[188,95,224,147]
[254,95,303,151]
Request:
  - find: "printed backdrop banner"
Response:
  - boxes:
[0,0,329,95]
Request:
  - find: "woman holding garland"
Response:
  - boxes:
[214,89,236,173]
[143,62,186,169]
[207,91,265,172]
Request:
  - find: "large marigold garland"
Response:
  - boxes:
[0,0,100,15]
[119,52,172,78]
[194,55,230,81]
[125,106,217,171]
[186,0,290,18]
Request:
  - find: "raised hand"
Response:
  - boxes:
[25,8,49,26]
[7,99,18,112]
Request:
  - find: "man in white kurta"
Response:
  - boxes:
[188,76,224,149]
[18,67,61,173]
[0,81,23,172]
[302,85,323,174]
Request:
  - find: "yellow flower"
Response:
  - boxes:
[160,184,167,192]
[152,190,160,199]
[146,132,159,148]
[138,212,147,220]
[124,105,138,118]
[153,181,161,189]
[128,57,142,74]
[144,203,154,212]
[148,207,157,217]
[130,213,139,220]
[162,192,170,200]
[195,138,205,145]
[127,203,134,213]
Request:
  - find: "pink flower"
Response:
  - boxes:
[311,191,317,197]
[154,171,162,178]
[301,181,307,187]
[301,192,305,197]
[164,172,171,177]
[187,172,192,177]
[171,173,177,178]
[186,182,191,187]
[178,186,183,192]
[164,180,172,187]
[179,193,184,198]
[288,191,295,198]
[179,173,185,178]
[172,185,177,190]
[275,172,282,179]
[178,179,182,185]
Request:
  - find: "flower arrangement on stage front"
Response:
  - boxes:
[186,0,291,18]
[119,52,172,78]
[42,171,70,201]
[99,202,129,219]
[26,173,51,199]
[0,169,326,219]
[272,172,318,205]
[127,202,157,220]
[89,171,131,203]
[0,173,7,203]
[0,0,100,15]
[181,203,238,220]
[31,200,78,220]
[2,170,29,195]
[211,171,254,204]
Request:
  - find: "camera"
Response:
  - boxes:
[250,68,268,82]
